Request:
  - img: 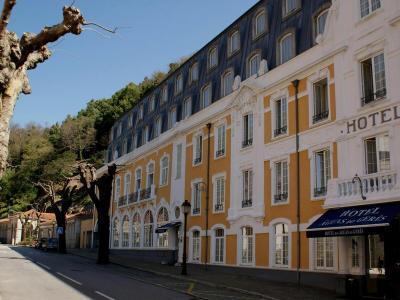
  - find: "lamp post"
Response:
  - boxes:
[181,200,191,275]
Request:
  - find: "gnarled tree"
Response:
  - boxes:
[0,1,86,177]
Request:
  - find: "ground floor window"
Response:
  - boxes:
[274,223,289,266]
[192,230,201,262]
[241,226,253,264]
[214,228,224,263]
[122,216,129,248]
[144,211,153,247]
[367,234,385,275]
[351,236,361,269]
[315,237,334,269]
[157,208,169,248]
[112,218,120,248]
[132,213,140,248]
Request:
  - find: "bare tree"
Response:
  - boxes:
[78,163,116,264]
[0,2,87,177]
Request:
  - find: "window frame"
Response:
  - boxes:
[175,73,183,95]
[214,123,226,159]
[191,180,202,216]
[282,0,301,18]
[242,113,254,149]
[241,169,253,208]
[221,69,234,97]
[131,212,141,248]
[143,210,154,248]
[168,107,177,129]
[189,62,199,84]
[360,52,386,106]
[183,97,192,119]
[313,148,331,198]
[190,229,201,262]
[240,226,254,265]
[213,173,226,213]
[314,237,335,271]
[159,155,169,186]
[359,0,381,19]
[121,215,130,248]
[247,51,261,78]
[193,133,203,166]
[200,83,212,109]
[273,223,290,267]
[228,29,241,57]
[364,133,391,175]
[208,46,218,70]
[161,85,168,104]
[272,160,289,205]
[277,31,296,65]
[253,8,267,39]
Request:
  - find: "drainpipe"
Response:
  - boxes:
[205,123,212,270]
[291,79,301,286]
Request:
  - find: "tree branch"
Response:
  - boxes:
[83,22,118,34]
[0,0,16,35]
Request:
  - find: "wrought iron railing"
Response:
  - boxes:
[216,149,225,157]
[274,193,288,202]
[312,110,329,123]
[274,125,287,137]
[242,199,252,208]
[214,203,224,212]
[361,88,386,106]
[242,138,253,148]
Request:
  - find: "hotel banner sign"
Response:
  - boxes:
[306,202,400,238]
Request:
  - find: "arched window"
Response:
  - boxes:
[253,10,267,38]
[157,207,169,248]
[135,168,142,192]
[248,53,261,77]
[241,226,253,264]
[208,47,218,69]
[114,176,121,202]
[112,218,120,248]
[124,173,131,201]
[221,71,234,97]
[200,84,212,109]
[132,213,141,248]
[278,33,295,64]
[214,228,225,263]
[192,230,201,262]
[274,223,289,266]
[144,211,153,247]
[160,157,169,186]
[147,163,154,188]
[315,9,328,40]
[122,216,129,248]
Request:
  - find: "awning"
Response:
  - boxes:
[155,221,181,233]
[307,202,400,238]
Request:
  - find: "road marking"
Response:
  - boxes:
[56,272,82,285]
[187,282,195,294]
[36,261,51,270]
[95,291,115,300]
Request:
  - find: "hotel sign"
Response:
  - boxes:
[346,105,400,134]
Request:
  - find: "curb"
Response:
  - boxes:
[70,251,280,300]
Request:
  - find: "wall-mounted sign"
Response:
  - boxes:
[346,105,400,134]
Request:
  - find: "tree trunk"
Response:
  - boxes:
[96,206,109,264]
[53,207,67,254]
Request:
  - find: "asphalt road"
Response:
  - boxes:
[0,245,263,300]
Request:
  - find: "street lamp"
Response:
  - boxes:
[181,199,191,275]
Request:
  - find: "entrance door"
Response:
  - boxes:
[365,234,386,297]
[385,217,400,299]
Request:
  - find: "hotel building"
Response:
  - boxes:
[103,0,400,297]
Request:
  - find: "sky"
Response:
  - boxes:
[10,0,258,127]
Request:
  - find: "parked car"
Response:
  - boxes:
[35,237,47,250]
[42,238,58,251]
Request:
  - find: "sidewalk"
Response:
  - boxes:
[69,249,345,300]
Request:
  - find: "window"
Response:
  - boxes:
[214,228,225,263]
[351,237,361,268]
[135,169,142,192]
[149,96,155,111]
[214,177,225,212]
[208,47,218,69]
[117,123,122,136]
[278,33,295,64]
[228,30,240,56]
[242,169,253,208]
[215,124,226,158]
[114,176,121,202]
[138,105,144,120]
[154,117,161,138]
[168,107,177,129]
[274,97,287,137]
[253,10,267,38]
[315,9,328,40]
[315,237,334,269]
[283,0,300,17]
[161,85,168,104]
[360,0,381,18]
[274,161,288,203]
[157,208,169,248]
[222,71,234,97]
[124,173,131,202]
[183,97,192,119]
[192,230,201,262]
[241,226,253,264]
[175,73,183,95]
[160,156,169,186]
[248,53,261,77]
[147,163,154,188]
[112,218,120,248]
[131,213,140,248]
[122,216,129,248]
[175,144,182,179]
[313,78,329,123]
[193,134,203,165]
[242,113,253,148]
[144,126,149,143]
[314,149,331,197]
[274,223,289,266]
[144,211,153,247]
[192,182,201,215]
[364,134,390,174]
[361,53,386,106]
[189,62,199,83]
[200,84,212,109]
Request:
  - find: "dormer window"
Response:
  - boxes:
[175,73,183,95]
[189,62,199,83]
[228,30,240,56]
[221,71,234,97]
[278,32,295,65]
[282,0,301,18]
[183,97,192,119]
[208,47,218,69]
[248,52,261,77]
[253,9,267,38]
[168,107,177,129]
[200,83,212,109]
[138,105,144,120]
[161,85,168,104]
[149,96,155,111]
[360,0,381,18]
[154,117,161,138]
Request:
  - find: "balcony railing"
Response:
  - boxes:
[242,199,252,208]
[118,196,128,207]
[192,207,200,215]
[361,88,386,106]
[193,157,202,165]
[242,138,253,148]
[274,193,288,203]
[214,203,224,212]
[314,186,327,197]
[312,110,329,124]
[274,125,287,137]
[326,171,399,207]
[128,192,138,204]
[216,149,225,157]
[140,185,156,201]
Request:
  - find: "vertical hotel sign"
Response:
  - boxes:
[346,105,400,134]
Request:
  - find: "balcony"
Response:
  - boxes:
[312,110,329,124]
[118,196,128,208]
[274,193,288,203]
[214,203,224,212]
[313,186,327,198]
[128,192,139,204]
[242,138,253,148]
[274,126,287,137]
[216,149,225,158]
[192,207,200,215]
[242,199,252,208]
[361,88,386,106]
[325,171,399,207]
[193,157,202,165]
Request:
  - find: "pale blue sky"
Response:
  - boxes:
[10,0,258,126]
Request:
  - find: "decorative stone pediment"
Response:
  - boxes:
[231,84,258,113]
